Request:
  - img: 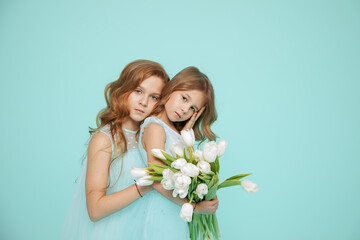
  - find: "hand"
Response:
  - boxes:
[182,106,206,130]
[193,196,219,214]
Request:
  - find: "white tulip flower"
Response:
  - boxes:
[161,178,175,190]
[170,142,185,158]
[171,158,187,170]
[180,129,195,147]
[136,175,153,186]
[241,180,259,193]
[151,149,166,160]
[203,141,218,163]
[130,167,147,178]
[217,139,228,157]
[180,203,194,222]
[162,168,174,180]
[181,163,200,177]
[173,172,192,190]
[193,149,204,161]
[172,186,189,198]
[196,183,209,199]
[197,160,211,174]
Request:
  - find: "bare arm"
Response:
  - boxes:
[85,132,153,222]
[142,123,218,214]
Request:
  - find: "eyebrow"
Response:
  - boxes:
[138,85,161,96]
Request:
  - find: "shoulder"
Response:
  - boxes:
[142,122,166,151]
[143,122,166,138]
[88,132,112,153]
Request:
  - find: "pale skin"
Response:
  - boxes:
[142,90,219,214]
[85,76,164,222]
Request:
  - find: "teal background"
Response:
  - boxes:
[1,0,359,239]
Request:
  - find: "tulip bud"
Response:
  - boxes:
[171,158,187,170]
[181,163,200,177]
[162,168,174,180]
[217,139,228,157]
[130,167,147,178]
[180,203,194,222]
[180,129,195,147]
[197,160,211,174]
[151,149,166,160]
[136,175,154,186]
[173,172,191,190]
[161,178,175,190]
[203,141,218,163]
[196,183,209,199]
[170,142,185,158]
[241,180,259,193]
[172,187,189,198]
[193,149,204,161]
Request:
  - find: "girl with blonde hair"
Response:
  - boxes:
[138,66,219,239]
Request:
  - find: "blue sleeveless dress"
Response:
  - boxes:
[139,116,190,240]
[61,126,149,240]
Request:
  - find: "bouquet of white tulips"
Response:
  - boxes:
[131,129,258,240]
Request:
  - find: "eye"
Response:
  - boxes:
[151,96,159,101]
[190,106,196,112]
[135,89,142,94]
[182,96,188,102]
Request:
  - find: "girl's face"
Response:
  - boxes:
[164,90,206,122]
[126,76,165,127]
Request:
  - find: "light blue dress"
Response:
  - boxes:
[139,116,190,240]
[61,126,149,240]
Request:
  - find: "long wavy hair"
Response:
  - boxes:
[89,60,169,186]
[152,66,217,142]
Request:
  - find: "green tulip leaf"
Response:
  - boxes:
[217,179,242,190]
[214,156,220,173]
[224,173,252,181]
[146,176,163,181]
[161,151,176,162]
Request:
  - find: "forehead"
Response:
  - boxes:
[139,76,165,93]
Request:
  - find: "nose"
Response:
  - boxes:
[140,95,148,107]
[181,105,190,114]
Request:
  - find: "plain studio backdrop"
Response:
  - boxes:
[1,1,359,239]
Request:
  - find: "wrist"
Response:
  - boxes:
[192,202,197,212]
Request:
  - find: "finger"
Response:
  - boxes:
[189,112,197,125]
[182,112,197,130]
[195,106,206,121]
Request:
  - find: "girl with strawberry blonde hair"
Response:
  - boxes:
[62,60,169,240]
[138,66,219,239]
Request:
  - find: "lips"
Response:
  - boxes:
[175,112,181,118]
[135,109,145,114]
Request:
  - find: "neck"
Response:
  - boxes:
[122,117,140,132]
[156,111,171,125]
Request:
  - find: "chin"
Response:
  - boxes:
[129,114,145,123]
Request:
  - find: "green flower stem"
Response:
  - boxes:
[187,146,195,163]
[189,193,194,204]
[202,215,213,240]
